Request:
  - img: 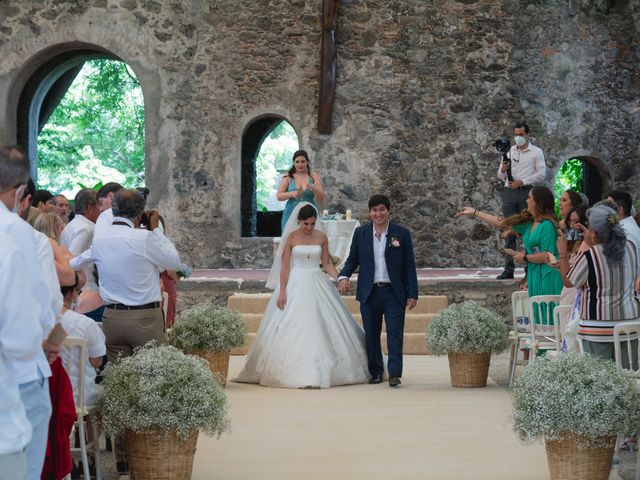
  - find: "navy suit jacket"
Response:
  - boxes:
[339,222,419,306]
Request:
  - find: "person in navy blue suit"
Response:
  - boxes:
[338,195,418,387]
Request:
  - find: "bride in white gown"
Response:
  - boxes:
[234,203,370,388]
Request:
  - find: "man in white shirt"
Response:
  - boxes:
[0,145,56,480]
[90,189,189,361]
[51,194,70,223]
[607,190,640,274]
[60,188,101,292]
[496,122,546,279]
[0,233,43,480]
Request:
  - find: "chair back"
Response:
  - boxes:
[528,295,561,344]
[553,305,572,345]
[511,290,530,331]
[613,321,640,380]
[62,336,88,411]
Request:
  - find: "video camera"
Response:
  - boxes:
[494,138,511,154]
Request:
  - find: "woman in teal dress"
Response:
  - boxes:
[456,186,563,296]
[276,150,326,232]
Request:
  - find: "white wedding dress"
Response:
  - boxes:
[234,245,370,388]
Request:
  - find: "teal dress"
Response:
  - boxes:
[513,219,563,297]
[281,177,317,231]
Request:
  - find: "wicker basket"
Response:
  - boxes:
[192,350,230,387]
[545,433,615,480]
[447,352,491,388]
[124,429,198,480]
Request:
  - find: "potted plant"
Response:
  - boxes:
[512,353,640,480]
[427,301,509,387]
[100,344,229,480]
[170,303,247,386]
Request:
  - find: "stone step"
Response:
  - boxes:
[230,332,429,355]
[228,293,447,315]
[239,313,435,334]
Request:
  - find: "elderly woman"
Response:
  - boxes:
[557,203,640,362]
[276,150,326,231]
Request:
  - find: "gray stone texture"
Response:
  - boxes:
[0,0,638,268]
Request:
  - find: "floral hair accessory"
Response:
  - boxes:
[607,213,620,225]
[389,235,400,248]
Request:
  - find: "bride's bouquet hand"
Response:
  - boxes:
[277,291,287,310]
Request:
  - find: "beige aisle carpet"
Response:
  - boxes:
[191,355,549,480]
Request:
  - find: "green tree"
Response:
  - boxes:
[554,158,583,217]
[37,59,144,195]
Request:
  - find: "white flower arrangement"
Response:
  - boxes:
[427,301,509,355]
[170,303,247,353]
[512,353,640,446]
[99,344,230,440]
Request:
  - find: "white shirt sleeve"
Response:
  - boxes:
[142,229,187,272]
[85,321,106,358]
[70,247,94,270]
[34,232,63,332]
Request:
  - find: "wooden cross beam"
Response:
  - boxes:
[318,0,339,134]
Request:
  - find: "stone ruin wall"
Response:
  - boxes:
[0,0,638,268]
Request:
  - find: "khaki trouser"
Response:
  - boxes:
[102,306,166,363]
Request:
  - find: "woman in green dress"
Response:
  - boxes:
[276,150,326,232]
[456,186,563,296]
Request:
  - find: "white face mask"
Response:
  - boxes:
[514,135,526,147]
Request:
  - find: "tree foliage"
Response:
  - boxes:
[554,158,584,217]
[37,59,145,195]
[255,120,298,212]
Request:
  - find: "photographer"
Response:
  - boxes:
[495,122,546,279]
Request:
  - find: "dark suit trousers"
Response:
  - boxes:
[501,188,529,273]
[360,285,405,378]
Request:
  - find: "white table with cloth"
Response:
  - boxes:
[272,219,360,270]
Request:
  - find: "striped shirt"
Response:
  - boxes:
[567,241,640,342]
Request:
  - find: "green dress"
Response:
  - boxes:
[512,219,563,297]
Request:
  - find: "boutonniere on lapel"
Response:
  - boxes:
[389,235,400,248]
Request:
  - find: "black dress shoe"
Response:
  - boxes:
[369,375,383,384]
[496,271,514,280]
[389,376,401,387]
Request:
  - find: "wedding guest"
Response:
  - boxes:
[59,279,106,406]
[558,189,586,230]
[94,182,123,239]
[51,195,70,224]
[33,213,75,287]
[0,233,43,480]
[91,189,189,361]
[0,145,58,480]
[558,204,640,363]
[606,190,640,274]
[456,186,563,298]
[32,190,54,214]
[276,150,325,231]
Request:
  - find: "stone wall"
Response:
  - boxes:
[0,0,638,268]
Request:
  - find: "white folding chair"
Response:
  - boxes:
[612,321,640,479]
[553,305,572,351]
[62,336,102,480]
[524,295,561,363]
[508,290,530,387]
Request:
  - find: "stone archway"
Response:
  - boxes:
[554,155,612,205]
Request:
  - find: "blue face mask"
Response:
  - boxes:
[11,185,26,214]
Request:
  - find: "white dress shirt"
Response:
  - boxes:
[93,208,114,239]
[620,216,640,273]
[372,223,391,283]
[60,310,106,406]
[0,203,54,383]
[497,142,546,187]
[92,217,187,306]
[60,214,97,291]
[0,234,39,454]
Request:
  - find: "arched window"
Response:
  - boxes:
[241,116,299,237]
[18,55,144,196]
[554,156,612,207]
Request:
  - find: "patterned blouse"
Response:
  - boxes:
[567,241,640,342]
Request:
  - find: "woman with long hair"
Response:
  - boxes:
[456,186,563,296]
[276,150,326,231]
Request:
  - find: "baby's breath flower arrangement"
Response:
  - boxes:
[99,344,230,440]
[512,353,640,446]
[427,301,509,354]
[170,303,247,352]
